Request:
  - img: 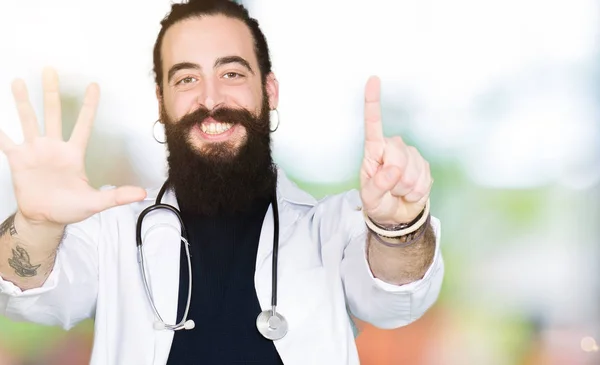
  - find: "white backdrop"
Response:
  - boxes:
[1,0,597,203]
[0,3,599,357]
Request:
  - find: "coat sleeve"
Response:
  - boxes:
[338,190,444,329]
[0,214,100,330]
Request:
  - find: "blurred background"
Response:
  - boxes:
[0,0,599,364]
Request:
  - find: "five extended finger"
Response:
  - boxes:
[11,79,40,142]
[0,128,16,153]
[91,186,147,213]
[42,67,63,139]
[69,83,100,150]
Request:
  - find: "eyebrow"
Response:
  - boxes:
[167,56,255,83]
[214,56,254,75]
[167,62,201,83]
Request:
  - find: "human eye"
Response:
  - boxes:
[222,72,245,79]
[176,76,198,85]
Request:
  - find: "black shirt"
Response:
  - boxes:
[166,197,284,364]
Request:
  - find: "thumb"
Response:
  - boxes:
[361,165,401,208]
[92,186,147,212]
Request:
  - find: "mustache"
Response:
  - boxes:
[174,105,268,134]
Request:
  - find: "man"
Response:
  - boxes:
[0,0,444,364]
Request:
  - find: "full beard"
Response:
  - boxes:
[162,94,276,216]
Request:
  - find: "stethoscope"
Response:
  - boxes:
[135,181,288,341]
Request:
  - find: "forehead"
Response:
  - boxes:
[161,15,257,69]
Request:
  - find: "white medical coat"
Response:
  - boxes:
[0,169,444,364]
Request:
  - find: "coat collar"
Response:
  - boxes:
[143,167,317,278]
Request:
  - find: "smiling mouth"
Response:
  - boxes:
[198,117,235,135]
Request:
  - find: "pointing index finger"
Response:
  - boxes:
[364,75,384,144]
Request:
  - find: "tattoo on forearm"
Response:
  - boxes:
[0,214,17,237]
[8,246,41,277]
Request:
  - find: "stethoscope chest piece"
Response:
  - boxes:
[256,308,288,341]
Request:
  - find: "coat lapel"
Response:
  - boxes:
[253,170,317,362]
[137,187,182,364]
[254,169,316,282]
[142,169,316,364]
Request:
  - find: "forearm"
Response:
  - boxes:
[0,212,65,290]
[366,222,436,286]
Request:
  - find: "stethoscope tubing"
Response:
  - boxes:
[136,180,280,330]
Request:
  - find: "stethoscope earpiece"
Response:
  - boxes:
[182,320,196,330]
[153,319,195,331]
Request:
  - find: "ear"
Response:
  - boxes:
[265,73,279,110]
[155,85,164,123]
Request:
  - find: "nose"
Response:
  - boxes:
[198,77,224,110]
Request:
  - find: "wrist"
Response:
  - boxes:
[15,211,64,231]
[370,206,427,231]
[369,215,430,248]
[364,200,430,239]
[14,211,65,246]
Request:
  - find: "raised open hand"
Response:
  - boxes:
[0,68,146,226]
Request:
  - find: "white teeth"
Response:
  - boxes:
[201,122,233,135]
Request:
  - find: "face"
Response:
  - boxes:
[156,15,279,216]
[158,15,279,156]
